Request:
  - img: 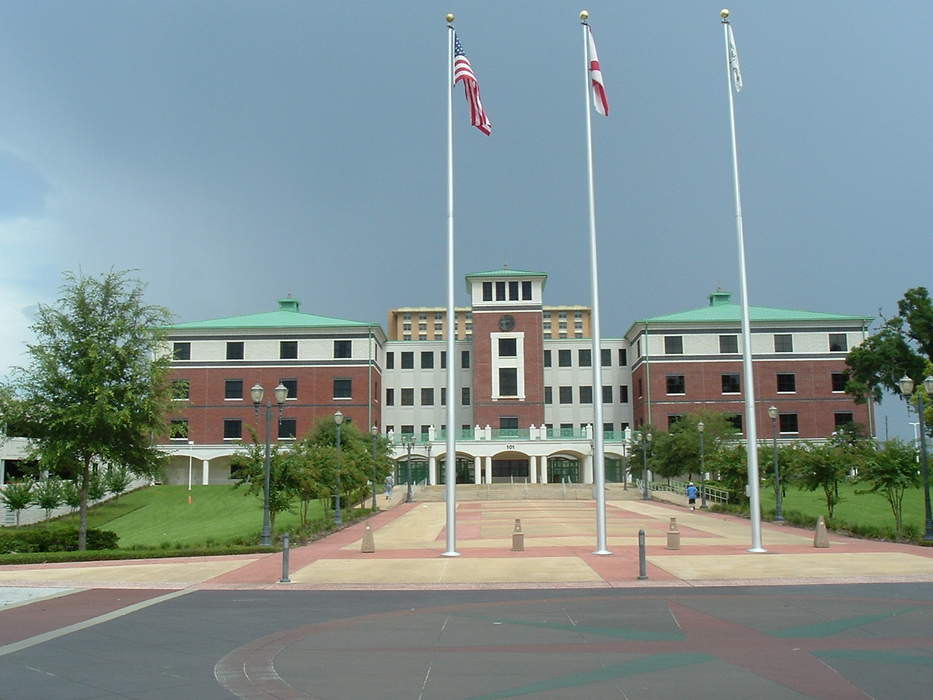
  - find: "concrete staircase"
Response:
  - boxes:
[414,483,644,502]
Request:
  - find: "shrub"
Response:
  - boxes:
[0,527,118,554]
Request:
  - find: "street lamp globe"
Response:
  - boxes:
[925,376,933,394]
[768,405,778,420]
[334,410,344,425]
[371,424,379,437]
[250,383,264,404]
[899,376,914,396]
[697,421,705,433]
[273,383,288,405]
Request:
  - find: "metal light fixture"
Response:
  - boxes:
[899,376,933,541]
[334,410,344,527]
[698,421,707,509]
[252,382,289,546]
[767,405,783,521]
[370,424,379,510]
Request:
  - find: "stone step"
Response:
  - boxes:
[413,483,644,502]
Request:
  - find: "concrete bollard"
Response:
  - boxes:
[361,523,376,553]
[512,518,524,552]
[279,533,291,583]
[814,515,830,548]
[666,517,681,550]
[637,529,648,580]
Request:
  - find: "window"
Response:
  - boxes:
[719,335,738,354]
[619,385,629,403]
[334,340,352,358]
[278,419,297,439]
[544,386,552,404]
[543,333,552,339]
[636,339,641,357]
[779,414,799,433]
[461,350,470,368]
[172,379,190,400]
[401,425,414,435]
[482,282,492,301]
[170,419,188,439]
[560,423,574,437]
[508,281,519,300]
[618,348,627,366]
[461,387,470,405]
[579,386,593,403]
[441,387,446,405]
[559,386,573,404]
[173,342,190,360]
[544,350,551,367]
[386,388,395,406]
[578,349,591,367]
[499,338,517,357]
[601,349,611,367]
[280,341,298,359]
[727,414,743,431]
[495,281,506,300]
[776,373,796,393]
[419,351,433,369]
[499,368,518,397]
[668,415,683,428]
[831,372,848,392]
[834,412,854,427]
[602,385,613,403]
[401,351,414,369]
[603,423,614,436]
[558,349,572,367]
[418,334,427,341]
[384,425,394,435]
[829,333,848,352]
[385,352,394,369]
[721,374,740,394]
[664,336,683,354]
[420,424,431,438]
[774,334,793,353]
[279,378,297,399]
[226,341,244,360]
[223,419,242,440]
[441,352,446,369]
[224,379,243,400]
[500,416,518,432]
[521,281,532,300]
[401,388,414,406]
[333,378,352,399]
[421,388,434,406]
[666,375,686,394]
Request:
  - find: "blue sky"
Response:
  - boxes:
[0,1,929,438]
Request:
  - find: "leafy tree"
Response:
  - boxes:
[61,480,82,513]
[781,442,858,519]
[87,468,107,501]
[33,477,64,522]
[231,427,296,532]
[651,412,742,481]
[104,465,133,499]
[626,426,659,481]
[705,444,749,504]
[847,287,933,430]
[1,480,34,526]
[13,270,172,549]
[857,440,921,539]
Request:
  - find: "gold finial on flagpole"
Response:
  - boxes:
[446,13,455,23]
[580,10,589,21]
[720,9,730,19]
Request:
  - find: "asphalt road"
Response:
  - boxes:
[1,584,932,699]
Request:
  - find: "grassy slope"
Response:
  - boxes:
[55,485,326,548]
[763,483,926,531]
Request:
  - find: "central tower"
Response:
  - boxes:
[466,269,547,431]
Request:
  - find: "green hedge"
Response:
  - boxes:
[0,544,274,565]
[0,527,119,554]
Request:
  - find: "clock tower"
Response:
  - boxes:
[465,269,547,431]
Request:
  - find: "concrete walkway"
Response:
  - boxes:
[3,496,933,593]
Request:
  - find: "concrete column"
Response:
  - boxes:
[529,456,537,483]
[428,454,437,486]
[540,455,549,484]
[0,458,5,486]
[583,454,594,484]
[484,456,492,484]
[202,459,210,485]
[474,456,482,484]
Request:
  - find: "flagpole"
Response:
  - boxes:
[443,13,459,557]
[720,9,764,552]
[581,10,610,556]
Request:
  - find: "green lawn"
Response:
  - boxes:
[54,485,327,548]
[761,482,928,534]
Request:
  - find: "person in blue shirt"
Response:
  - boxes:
[686,482,699,510]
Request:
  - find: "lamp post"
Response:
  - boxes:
[251,382,288,547]
[767,405,784,522]
[333,411,344,527]
[404,435,414,503]
[425,441,432,486]
[370,424,379,510]
[639,431,653,500]
[899,375,933,541]
[698,421,708,509]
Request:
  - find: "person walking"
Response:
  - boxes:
[384,474,394,501]
[686,482,699,510]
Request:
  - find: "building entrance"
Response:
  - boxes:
[491,459,529,483]
[438,458,475,484]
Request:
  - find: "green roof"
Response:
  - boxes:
[167,298,373,330]
[465,268,548,278]
[635,291,870,325]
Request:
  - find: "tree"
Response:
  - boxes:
[14,270,172,549]
[33,477,64,522]
[231,427,296,533]
[781,442,858,519]
[857,440,921,540]
[0,480,34,526]
[847,287,933,430]
[651,412,742,481]
[104,465,133,500]
[61,480,82,513]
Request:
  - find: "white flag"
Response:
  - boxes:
[727,24,743,92]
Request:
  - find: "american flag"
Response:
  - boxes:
[586,27,609,116]
[453,34,491,135]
